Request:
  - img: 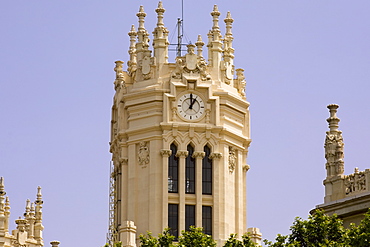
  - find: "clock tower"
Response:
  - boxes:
[108,2,253,246]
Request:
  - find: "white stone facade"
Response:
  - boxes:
[108,2,256,246]
[0,177,59,247]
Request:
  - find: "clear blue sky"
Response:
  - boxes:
[1,1,370,246]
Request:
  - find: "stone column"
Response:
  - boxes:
[176,150,188,234]
[193,151,205,227]
[160,149,171,230]
[209,152,222,240]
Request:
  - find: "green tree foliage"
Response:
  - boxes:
[178,226,216,247]
[139,226,256,247]
[346,210,370,247]
[103,242,122,247]
[224,233,257,247]
[264,209,370,247]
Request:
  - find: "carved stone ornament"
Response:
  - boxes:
[324,132,344,176]
[209,152,222,160]
[114,61,125,90]
[160,149,172,157]
[138,142,150,167]
[243,164,250,172]
[344,168,366,195]
[185,45,197,70]
[142,56,151,74]
[221,59,233,83]
[176,150,188,158]
[235,68,246,97]
[171,44,211,81]
[192,151,205,159]
[171,58,184,79]
[119,157,128,166]
[228,146,237,173]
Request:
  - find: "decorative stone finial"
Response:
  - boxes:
[5,197,10,212]
[24,199,31,217]
[128,24,137,37]
[155,2,165,29]
[224,11,234,34]
[35,186,43,205]
[327,104,340,132]
[137,5,146,18]
[195,35,204,57]
[0,177,5,196]
[0,177,5,214]
[156,1,165,19]
[137,5,147,32]
[211,5,221,32]
[50,240,60,247]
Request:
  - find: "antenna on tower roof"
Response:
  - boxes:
[176,0,184,57]
[170,0,189,57]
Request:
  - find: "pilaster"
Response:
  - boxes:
[193,151,205,228]
[176,150,188,234]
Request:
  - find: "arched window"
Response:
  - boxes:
[168,143,178,193]
[185,144,195,194]
[202,145,212,195]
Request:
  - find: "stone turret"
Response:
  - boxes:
[325,104,344,178]
[0,177,59,247]
[109,2,255,246]
[314,104,370,227]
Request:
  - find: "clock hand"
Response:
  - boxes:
[191,96,197,107]
[189,93,193,109]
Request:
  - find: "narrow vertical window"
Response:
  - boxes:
[202,206,212,236]
[185,205,196,230]
[168,204,179,238]
[168,143,178,193]
[202,145,212,195]
[185,144,195,193]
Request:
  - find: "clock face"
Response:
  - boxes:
[177,93,205,121]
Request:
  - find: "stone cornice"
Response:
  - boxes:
[312,191,370,217]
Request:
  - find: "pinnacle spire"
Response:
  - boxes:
[0,177,5,196]
[195,35,205,57]
[36,186,43,205]
[155,1,165,28]
[137,6,147,32]
[211,5,221,32]
[224,11,234,37]
[25,199,31,217]
[327,104,340,133]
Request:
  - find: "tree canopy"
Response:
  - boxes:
[139,226,256,247]
[264,209,370,247]
[106,209,370,247]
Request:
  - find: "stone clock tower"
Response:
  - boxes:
[108,2,254,246]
